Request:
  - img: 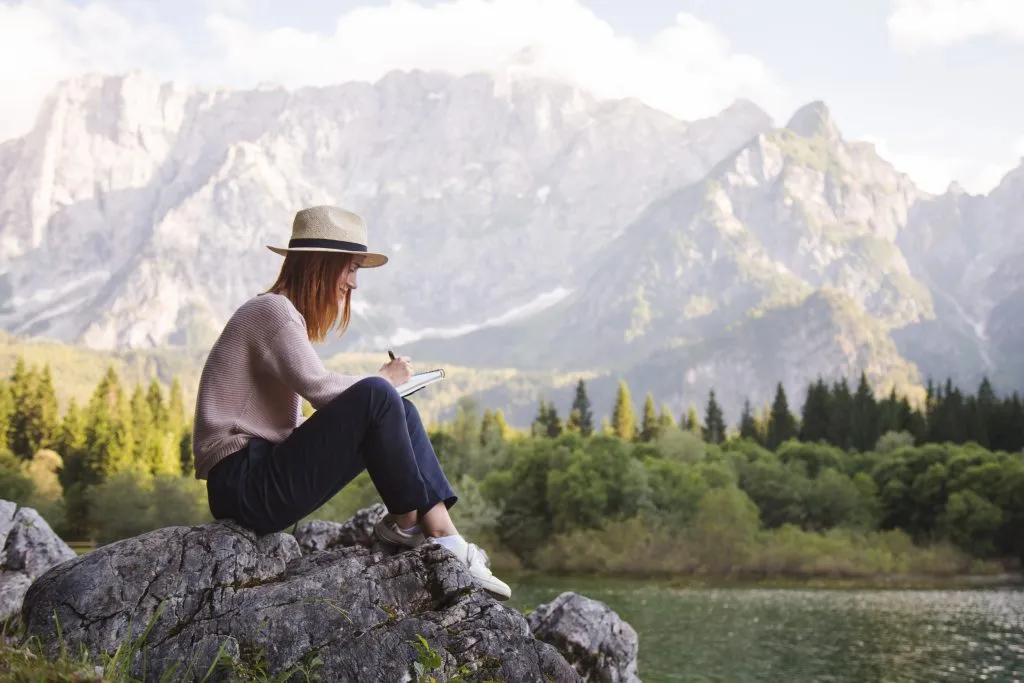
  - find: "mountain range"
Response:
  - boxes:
[0,68,1021,427]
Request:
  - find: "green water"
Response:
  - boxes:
[507,575,1024,683]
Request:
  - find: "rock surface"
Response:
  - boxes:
[0,500,76,624]
[528,591,641,683]
[21,517,581,682]
[293,502,388,554]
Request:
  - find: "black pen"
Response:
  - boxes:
[388,349,396,361]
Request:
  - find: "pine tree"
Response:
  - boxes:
[611,380,637,441]
[640,393,659,442]
[532,399,550,438]
[84,367,135,480]
[658,403,676,432]
[168,378,186,434]
[878,387,902,435]
[130,384,158,473]
[492,410,511,441]
[904,397,927,444]
[567,380,594,437]
[566,408,583,434]
[146,379,170,433]
[36,365,60,450]
[767,382,797,450]
[532,399,563,439]
[130,383,179,476]
[55,399,88,493]
[179,428,194,476]
[924,378,939,437]
[6,359,58,460]
[827,378,853,449]
[683,404,701,436]
[544,402,563,439]
[799,378,830,443]
[929,379,968,444]
[702,390,726,444]
[480,409,500,447]
[851,372,880,452]
[739,399,759,442]
[5,359,30,453]
[1008,393,1024,453]
[971,376,997,449]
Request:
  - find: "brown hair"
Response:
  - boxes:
[266,251,354,342]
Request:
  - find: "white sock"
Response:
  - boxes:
[401,524,421,535]
[433,534,467,552]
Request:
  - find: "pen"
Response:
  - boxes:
[388,349,396,361]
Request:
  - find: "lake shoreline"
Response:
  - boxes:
[506,575,1024,682]
[505,570,1024,594]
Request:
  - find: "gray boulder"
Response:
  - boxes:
[0,499,76,624]
[293,503,387,553]
[528,591,641,683]
[21,517,580,682]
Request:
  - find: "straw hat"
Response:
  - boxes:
[267,205,388,268]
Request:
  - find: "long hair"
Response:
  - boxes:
[265,251,353,342]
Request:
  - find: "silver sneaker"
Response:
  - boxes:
[373,515,425,549]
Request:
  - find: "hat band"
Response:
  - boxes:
[288,238,367,252]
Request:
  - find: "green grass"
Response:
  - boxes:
[0,601,325,682]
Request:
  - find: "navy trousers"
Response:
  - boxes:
[206,376,457,535]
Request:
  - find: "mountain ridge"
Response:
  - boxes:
[1,69,1022,421]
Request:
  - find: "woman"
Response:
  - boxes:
[191,205,511,601]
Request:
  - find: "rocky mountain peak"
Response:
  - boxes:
[946,180,967,196]
[785,100,840,141]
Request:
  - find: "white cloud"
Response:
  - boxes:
[0,0,184,141]
[203,0,783,118]
[860,134,1014,194]
[888,0,1024,50]
[0,0,783,142]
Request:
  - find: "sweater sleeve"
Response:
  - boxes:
[260,314,370,410]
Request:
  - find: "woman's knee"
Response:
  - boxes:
[350,376,402,407]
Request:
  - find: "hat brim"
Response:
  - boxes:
[266,245,388,268]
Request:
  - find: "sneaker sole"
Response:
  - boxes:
[475,577,512,601]
[485,587,512,601]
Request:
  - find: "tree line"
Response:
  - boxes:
[1,356,1021,581]
[532,373,1024,454]
[0,359,205,542]
[427,373,1024,577]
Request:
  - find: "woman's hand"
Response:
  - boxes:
[378,355,413,386]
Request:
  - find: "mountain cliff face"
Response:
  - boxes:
[894,163,1024,389]
[0,70,1021,423]
[0,70,770,353]
[407,103,935,368]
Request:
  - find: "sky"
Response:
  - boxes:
[0,0,1022,195]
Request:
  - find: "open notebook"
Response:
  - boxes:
[395,368,446,398]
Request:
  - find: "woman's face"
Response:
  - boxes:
[336,257,362,301]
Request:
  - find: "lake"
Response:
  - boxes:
[507,575,1024,683]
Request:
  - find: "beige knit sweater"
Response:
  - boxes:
[191,293,369,479]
